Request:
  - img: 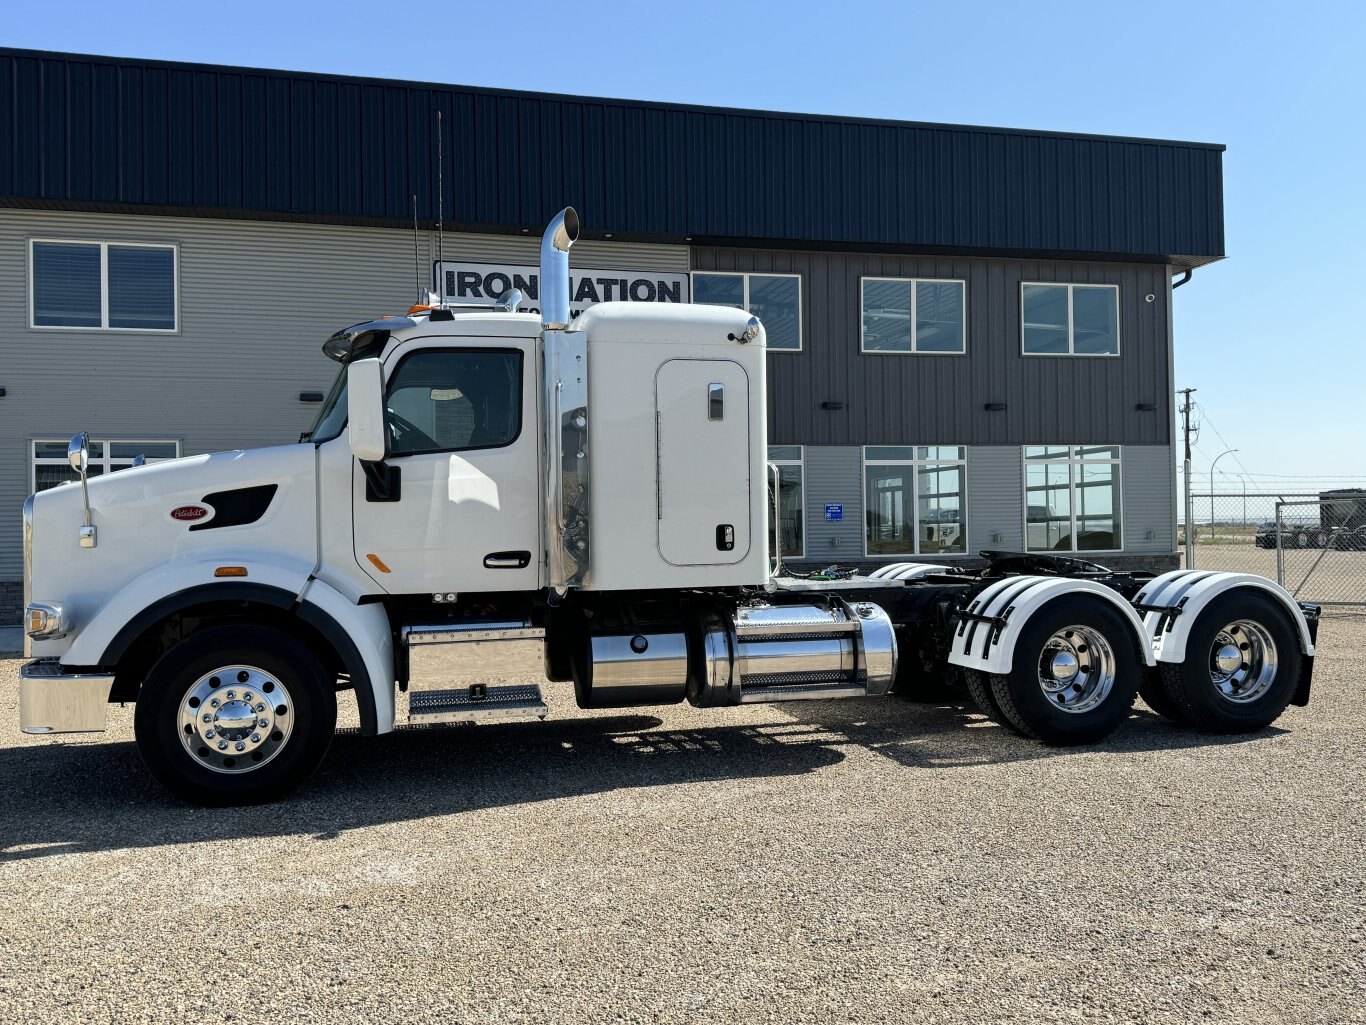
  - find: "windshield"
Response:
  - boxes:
[304,365,349,443]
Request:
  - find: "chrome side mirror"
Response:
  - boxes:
[67,432,89,473]
[67,431,96,548]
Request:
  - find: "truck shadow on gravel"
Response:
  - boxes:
[0,699,1285,862]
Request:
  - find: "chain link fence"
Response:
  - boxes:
[1186,491,1366,606]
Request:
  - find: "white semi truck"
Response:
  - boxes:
[20,209,1321,805]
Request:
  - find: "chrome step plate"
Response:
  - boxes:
[408,684,548,725]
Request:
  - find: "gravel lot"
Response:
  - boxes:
[1,618,1364,1024]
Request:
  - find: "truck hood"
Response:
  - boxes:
[27,444,320,656]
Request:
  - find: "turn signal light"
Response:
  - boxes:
[214,566,249,578]
[25,602,67,639]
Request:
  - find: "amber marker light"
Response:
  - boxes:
[214,566,249,578]
[367,553,392,574]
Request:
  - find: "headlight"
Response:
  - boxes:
[26,602,67,640]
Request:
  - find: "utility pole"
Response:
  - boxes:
[1179,388,1196,568]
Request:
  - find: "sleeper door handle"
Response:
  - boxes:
[484,551,532,569]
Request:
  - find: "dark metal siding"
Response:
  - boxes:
[0,49,1224,264]
[692,247,1172,447]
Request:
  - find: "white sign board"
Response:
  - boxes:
[436,261,690,318]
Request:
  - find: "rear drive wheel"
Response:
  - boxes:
[134,624,337,805]
[963,669,1028,736]
[986,596,1142,745]
[1139,669,1188,722]
[1151,591,1300,733]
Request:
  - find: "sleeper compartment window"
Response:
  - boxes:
[1021,283,1118,355]
[863,447,967,557]
[861,278,966,353]
[1025,446,1122,552]
[692,272,802,351]
[30,240,178,332]
[768,446,805,558]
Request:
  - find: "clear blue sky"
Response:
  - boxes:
[8,0,1363,492]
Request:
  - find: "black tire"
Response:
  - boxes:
[987,596,1142,746]
[1152,591,1301,734]
[1138,668,1188,722]
[134,624,338,805]
[963,669,1029,736]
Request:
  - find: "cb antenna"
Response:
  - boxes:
[411,194,420,303]
[436,109,444,306]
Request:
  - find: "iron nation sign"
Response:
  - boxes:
[437,262,691,318]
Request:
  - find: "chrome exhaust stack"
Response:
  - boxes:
[540,207,580,330]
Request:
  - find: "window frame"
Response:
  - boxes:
[28,238,181,334]
[1019,282,1120,358]
[1022,445,1124,554]
[859,276,968,356]
[768,445,806,559]
[31,437,182,493]
[861,445,969,559]
[382,346,525,458]
[689,271,803,352]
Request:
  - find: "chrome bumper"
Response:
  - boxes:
[19,660,114,734]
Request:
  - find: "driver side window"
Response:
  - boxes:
[385,348,523,456]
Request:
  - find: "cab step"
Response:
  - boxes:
[408,683,549,725]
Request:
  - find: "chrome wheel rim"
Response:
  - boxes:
[178,665,294,774]
[1037,625,1116,714]
[1208,620,1278,703]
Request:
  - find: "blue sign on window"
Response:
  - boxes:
[825,503,843,521]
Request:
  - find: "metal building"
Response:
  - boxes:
[0,48,1225,614]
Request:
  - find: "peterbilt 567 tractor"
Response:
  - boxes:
[20,209,1320,805]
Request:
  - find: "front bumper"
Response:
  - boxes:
[19,660,115,734]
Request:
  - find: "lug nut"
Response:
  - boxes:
[258,719,269,728]
[256,703,266,713]
[226,691,236,699]
[218,741,228,750]
[202,714,213,723]
[250,733,261,743]
[243,692,253,702]
[205,729,216,739]
[235,741,246,752]
[210,699,220,708]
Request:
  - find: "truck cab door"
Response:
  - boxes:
[351,339,541,594]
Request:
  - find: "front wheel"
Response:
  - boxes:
[985,596,1142,745]
[134,624,338,805]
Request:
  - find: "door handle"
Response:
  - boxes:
[484,551,531,569]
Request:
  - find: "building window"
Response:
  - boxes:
[768,445,805,558]
[30,240,178,332]
[860,278,966,354]
[692,272,802,351]
[863,446,967,557]
[1021,283,1118,355]
[32,439,181,492]
[1025,446,1122,552]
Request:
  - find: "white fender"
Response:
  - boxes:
[947,575,1156,676]
[60,550,316,666]
[298,577,396,734]
[1134,570,1315,663]
[867,562,941,580]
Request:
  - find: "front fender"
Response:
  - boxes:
[59,552,314,667]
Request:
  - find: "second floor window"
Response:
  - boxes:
[1022,283,1119,355]
[861,278,966,353]
[30,240,178,331]
[692,272,802,351]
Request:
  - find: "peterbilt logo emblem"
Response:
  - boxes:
[171,505,210,522]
